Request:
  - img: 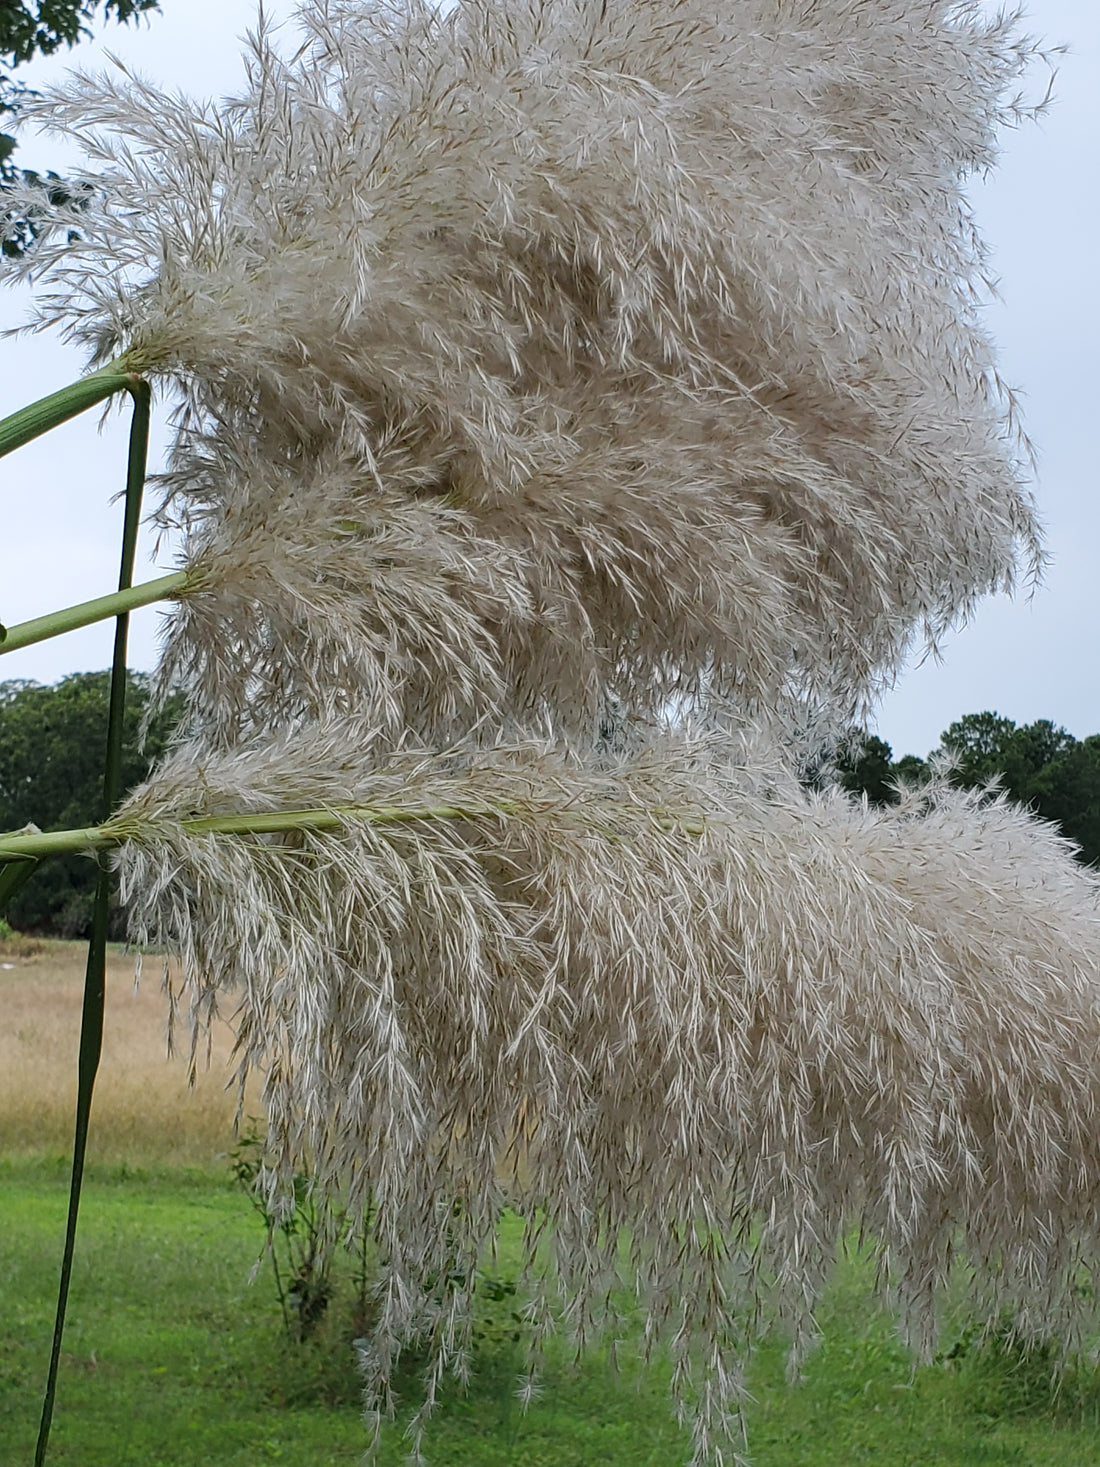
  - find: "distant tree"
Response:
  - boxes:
[827,714,1100,868]
[934,712,1100,867]
[833,733,897,805]
[937,711,1021,788]
[1030,736,1100,866]
[2,1,161,253]
[0,671,182,935]
[938,713,1075,799]
[891,752,930,788]
[827,732,930,807]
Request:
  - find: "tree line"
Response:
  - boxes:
[835,712,1100,866]
[0,672,181,935]
[3,673,1100,935]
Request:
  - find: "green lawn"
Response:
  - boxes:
[3,1159,1100,1466]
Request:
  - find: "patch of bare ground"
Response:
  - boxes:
[0,939,258,1167]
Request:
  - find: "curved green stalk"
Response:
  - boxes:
[0,360,140,459]
[0,571,191,655]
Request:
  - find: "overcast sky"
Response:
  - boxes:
[0,0,1096,760]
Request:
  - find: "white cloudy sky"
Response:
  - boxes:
[0,0,1096,760]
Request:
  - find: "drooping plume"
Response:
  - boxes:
[115,733,1100,1464]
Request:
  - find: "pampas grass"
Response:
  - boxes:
[1,1,1087,1462]
[6,0,1044,743]
[111,728,1100,1464]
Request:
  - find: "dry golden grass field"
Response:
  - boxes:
[0,935,255,1167]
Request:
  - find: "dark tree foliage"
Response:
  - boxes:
[1028,736,1100,869]
[0,671,182,936]
[2,1,159,66]
[2,0,161,253]
[832,733,899,806]
[837,715,1100,868]
[890,752,930,788]
[938,713,1076,796]
[935,713,1099,864]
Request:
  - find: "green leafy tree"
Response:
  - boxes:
[937,712,1021,788]
[828,715,1100,867]
[0,671,182,935]
[829,733,929,807]
[1030,736,1100,865]
[938,713,1075,798]
[934,713,1100,866]
[891,752,930,788]
[833,733,897,805]
[2,1,161,253]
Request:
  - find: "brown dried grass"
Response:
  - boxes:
[0,939,253,1167]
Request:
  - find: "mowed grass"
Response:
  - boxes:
[5,941,1100,1465]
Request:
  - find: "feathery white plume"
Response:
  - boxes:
[3,2,1081,1461]
[116,732,1100,1465]
[6,0,1043,742]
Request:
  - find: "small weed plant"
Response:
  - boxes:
[0,918,43,958]
[230,1124,526,1409]
[230,1121,369,1344]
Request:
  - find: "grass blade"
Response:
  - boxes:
[34,381,151,1467]
[0,855,36,912]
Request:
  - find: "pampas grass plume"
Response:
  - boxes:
[115,729,1100,1464]
[3,2,1088,1463]
[5,0,1044,744]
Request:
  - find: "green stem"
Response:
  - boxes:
[105,380,151,799]
[0,798,705,865]
[0,802,511,862]
[35,380,151,1467]
[0,361,139,459]
[0,571,191,655]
